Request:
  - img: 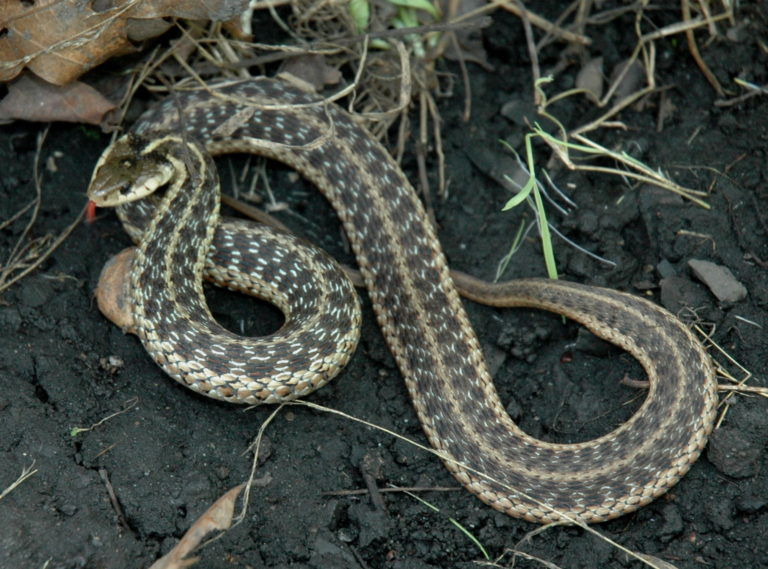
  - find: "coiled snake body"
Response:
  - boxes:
[89,77,718,523]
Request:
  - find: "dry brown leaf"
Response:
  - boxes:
[0,0,248,85]
[0,0,135,85]
[94,247,137,333]
[610,58,646,103]
[129,0,249,21]
[442,0,493,71]
[281,54,342,92]
[0,74,116,124]
[148,484,245,569]
[576,56,604,102]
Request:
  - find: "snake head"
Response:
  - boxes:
[88,133,175,207]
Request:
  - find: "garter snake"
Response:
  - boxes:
[88,77,718,523]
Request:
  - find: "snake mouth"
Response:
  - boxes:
[89,160,175,207]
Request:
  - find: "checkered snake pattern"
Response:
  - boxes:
[89,77,718,523]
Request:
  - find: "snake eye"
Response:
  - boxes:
[119,183,133,196]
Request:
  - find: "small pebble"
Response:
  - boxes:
[688,259,747,303]
[707,427,763,479]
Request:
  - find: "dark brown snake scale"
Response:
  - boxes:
[89,77,718,523]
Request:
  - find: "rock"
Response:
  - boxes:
[688,259,747,303]
[659,276,709,314]
[736,493,768,514]
[707,427,763,479]
[656,258,677,278]
[705,497,735,531]
[658,504,684,540]
[19,276,55,308]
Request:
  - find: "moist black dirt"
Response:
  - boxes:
[1,6,767,569]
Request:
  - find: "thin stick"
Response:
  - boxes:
[0,462,38,502]
[681,0,724,95]
[0,129,89,295]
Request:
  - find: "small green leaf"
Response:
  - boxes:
[404,490,490,560]
[389,0,438,19]
[502,176,533,210]
[499,134,558,279]
[349,0,370,32]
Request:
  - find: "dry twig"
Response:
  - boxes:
[0,462,38,502]
[0,129,88,295]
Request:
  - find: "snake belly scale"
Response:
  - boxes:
[88,77,718,523]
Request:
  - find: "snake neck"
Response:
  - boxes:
[125,136,221,330]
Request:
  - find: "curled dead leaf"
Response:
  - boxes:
[0,74,116,124]
[149,484,245,569]
[94,247,138,333]
[0,0,249,85]
[610,58,646,103]
[576,56,604,102]
[280,54,342,92]
[0,0,134,85]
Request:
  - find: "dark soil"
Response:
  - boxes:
[2,6,767,569]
